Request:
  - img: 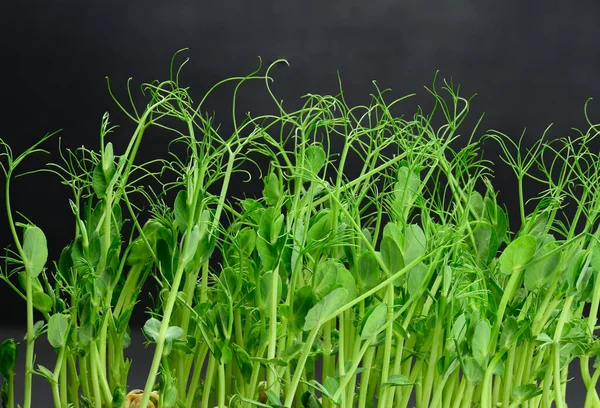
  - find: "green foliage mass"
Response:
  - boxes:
[1,51,600,408]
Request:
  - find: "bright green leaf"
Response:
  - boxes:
[303,288,348,331]
[360,303,387,339]
[394,167,420,210]
[384,374,414,387]
[48,313,70,348]
[173,190,188,233]
[524,240,560,291]
[314,260,357,301]
[0,339,17,377]
[381,236,405,276]
[263,173,282,206]
[472,319,491,366]
[143,318,162,343]
[512,384,542,402]
[463,357,483,384]
[304,145,327,175]
[165,326,184,343]
[407,262,428,296]
[357,251,379,292]
[403,224,426,264]
[498,235,536,275]
[23,226,48,278]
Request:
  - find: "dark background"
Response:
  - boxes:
[1,0,600,404]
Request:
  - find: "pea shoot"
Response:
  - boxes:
[1,52,599,408]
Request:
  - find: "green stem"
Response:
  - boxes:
[378,284,395,404]
[331,338,372,403]
[322,321,332,408]
[51,345,66,408]
[5,372,14,408]
[284,328,319,407]
[421,319,442,406]
[502,346,516,408]
[89,349,103,408]
[23,268,35,408]
[451,377,466,408]
[584,368,600,408]
[552,296,573,408]
[267,262,280,394]
[218,363,226,408]
[67,355,79,408]
[201,355,217,408]
[60,351,68,408]
[93,343,113,407]
[184,344,208,407]
[460,383,475,408]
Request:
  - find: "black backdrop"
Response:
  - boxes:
[1,1,600,405]
[1,0,600,324]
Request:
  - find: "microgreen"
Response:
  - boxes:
[1,51,600,408]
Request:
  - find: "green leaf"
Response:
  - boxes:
[472,319,491,366]
[323,377,340,403]
[88,231,102,268]
[536,333,554,347]
[31,320,45,340]
[453,313,468,344]
[102,142,114,172]
[17,272,43,293]
[314,260,357,301]
[301,391,323,408]
[0,339,17,378]
[266,389,283,406]
[112,386,126,406]
[407,262,428,296]
[159,369,177,408]
[360,303,387,339]
[303,287,348,331]
[263,173,282,206]
[307,210,332,244]
[511,384,542,402]
[524,238,560,291]
[592,245,600,273]
[280,341,304,362]
[48,313,70,348]
[33,291,53,313]
[290,286,315,332]
[499,316,519,349]
[92,162,108,198]
[165,326,184,343]
[381,236,405,276]
[394,166,420,209]
[384,374,414,386]
[470,221,498,265]
[23,226,48,278]
[463,357,483,384]
[219,344,233,364]
[403,224,427,264]
[356,251,379,292]
[35,364,56,384]
[485,198,508,242]
[304,144,327,175]
[467,192,485,219]
[232,344,253,383]
[238,227,257,256]
[498,235,537,275]
[174,190,189,233]
[143,318,162,343]
[307,378,340,405]
[257,208,283,269]
[181,224,201,267]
